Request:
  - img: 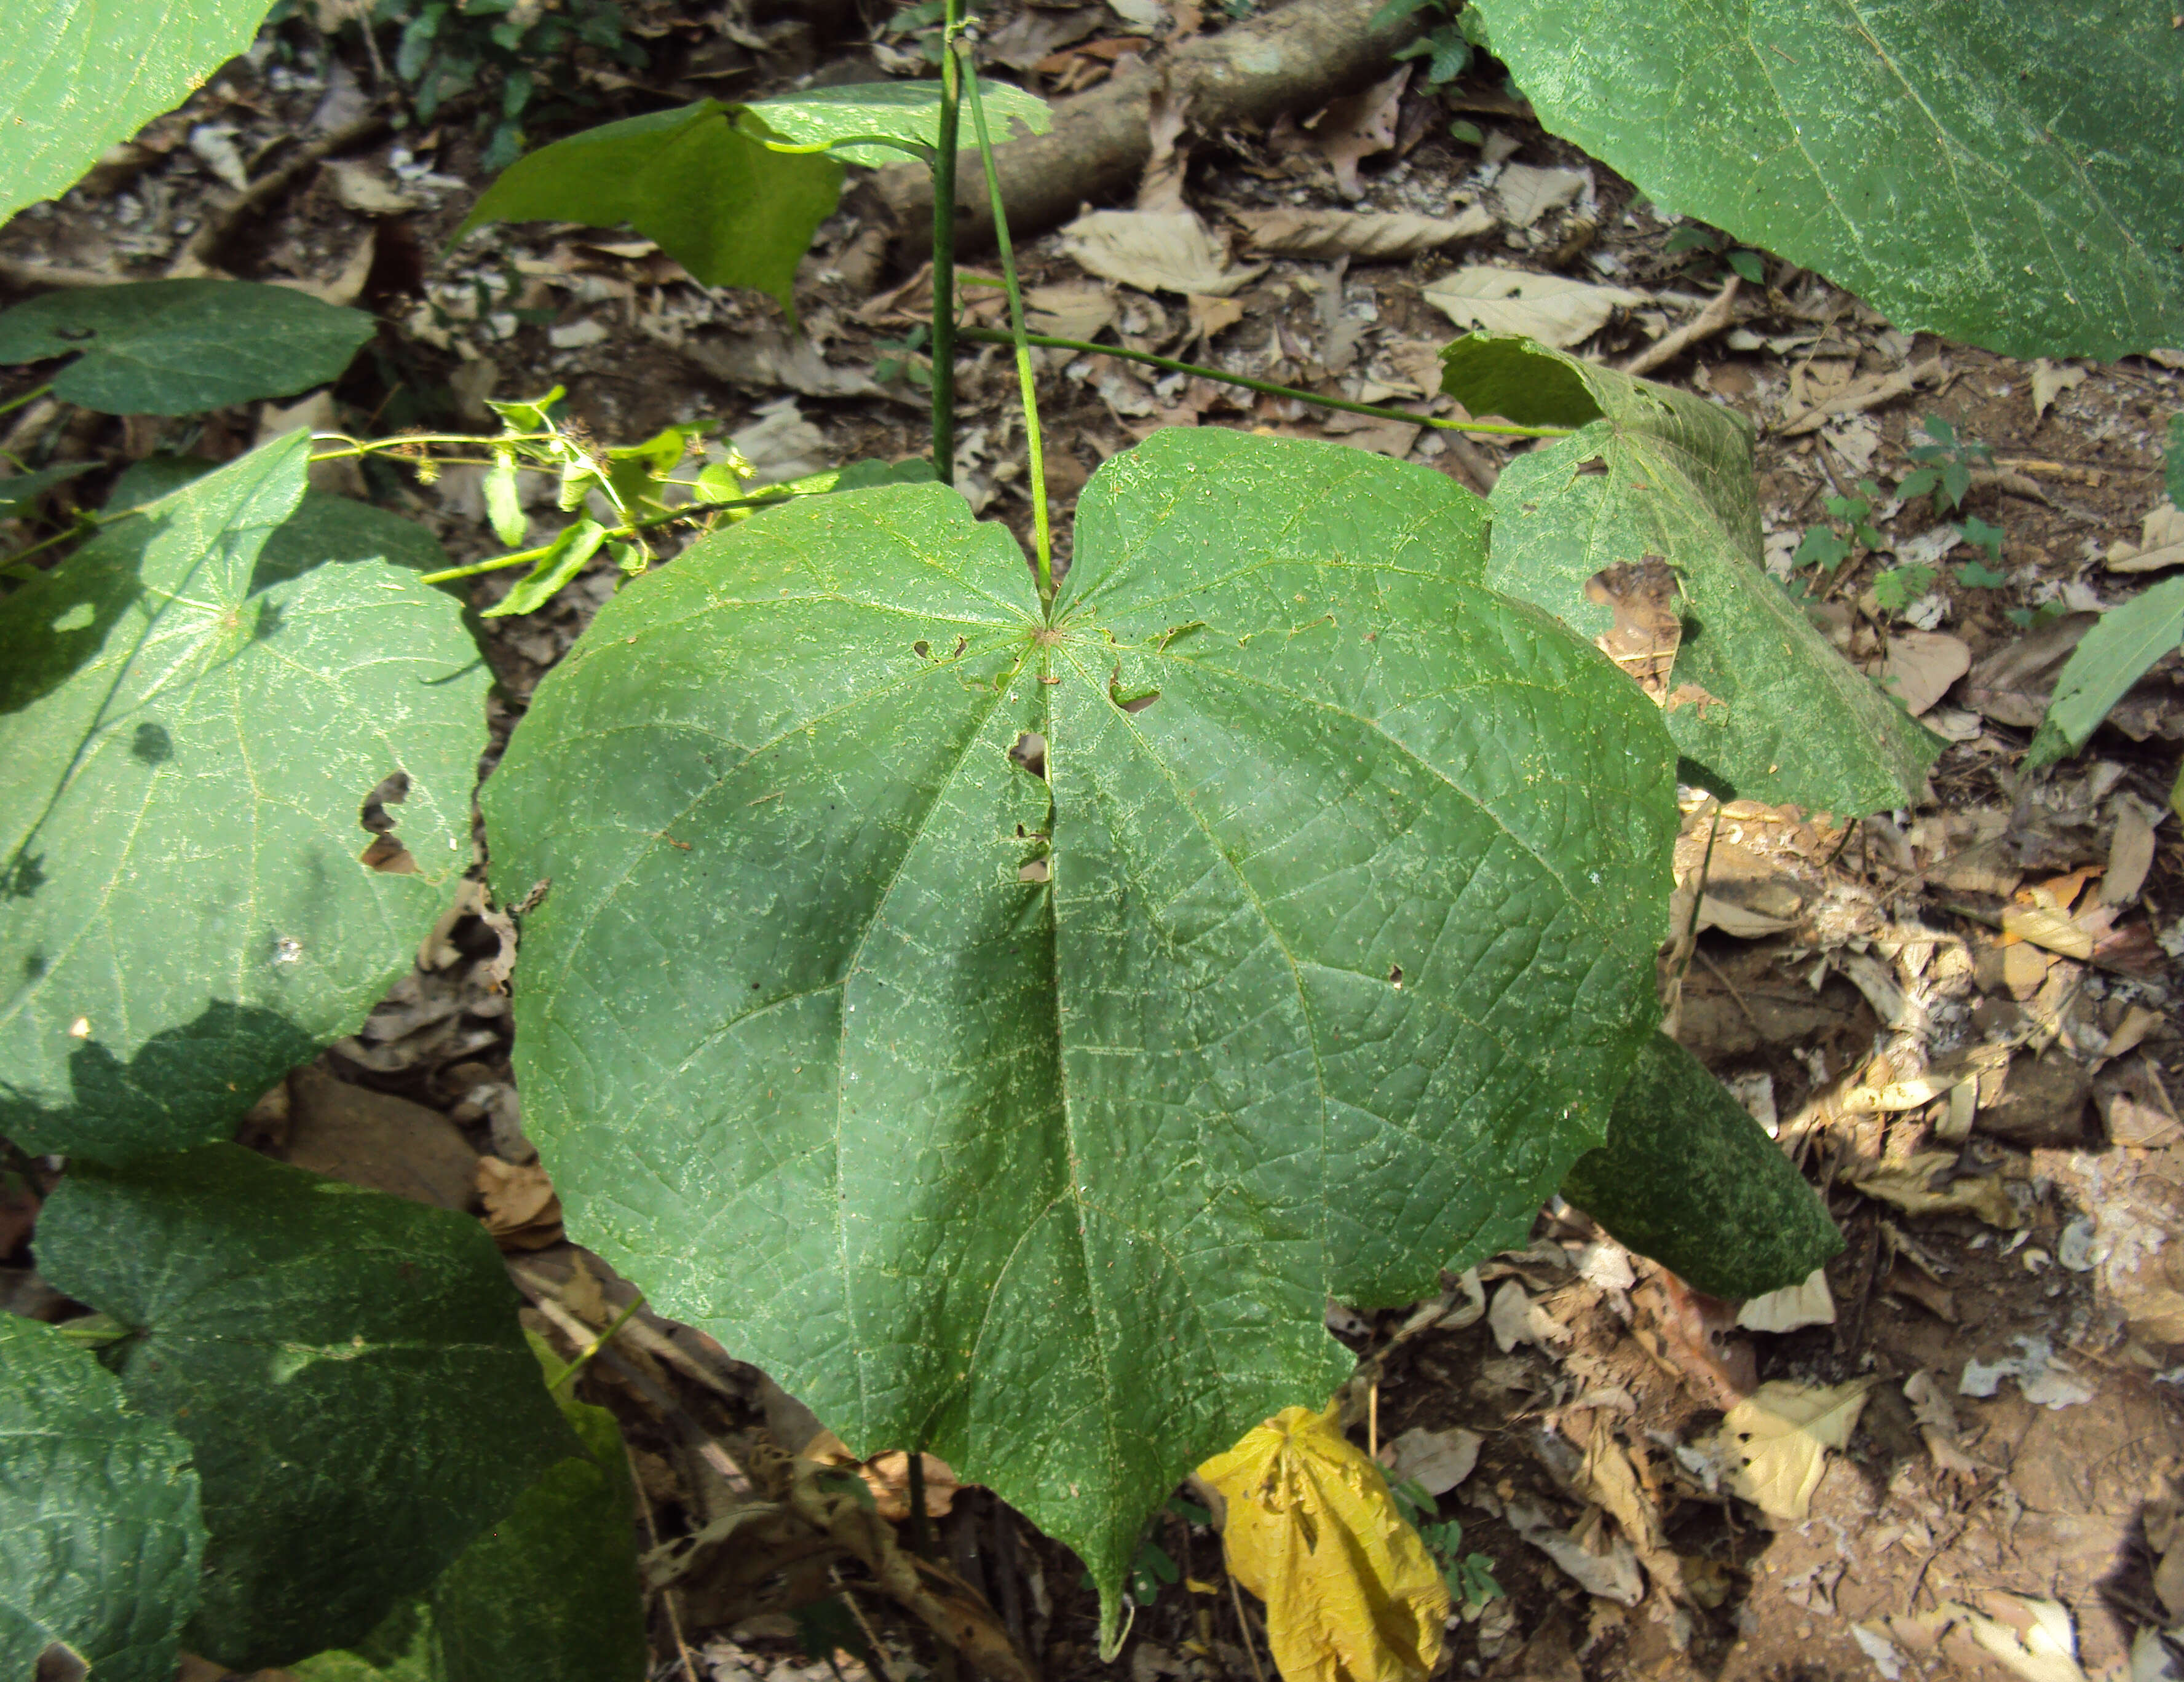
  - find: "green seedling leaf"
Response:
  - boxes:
[457,101,842,318]
[482,516,607,618]
[0,282,374,415]
[0,1315,205,1682]
[0,460,96,519]
[1725,249,1765,285]
[2167,414,2184,507]
[2024,574,2184,770]
[1442,332,1942,813]
[484,429,1679,1644]
[295,1389,646,1682]
[751,79,1051,166]
[1792,526,1851,572]
[1958,559,2008,589]
[1466,0,2184,360]
[1872,563,1939,614]
[0,433,487,1161]
[1448,119,1485,147]
[36,1143,580,1670]
[0,0,279,227]
[1957,516,2006,567]
[1561,1032,1843,1299]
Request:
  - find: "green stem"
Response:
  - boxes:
[0,383,52,422]
[928,0,966,487]
[546,1292,646,1394]
[764,134,933,164]
[960,48,1052,606]
[955,328,1575,439]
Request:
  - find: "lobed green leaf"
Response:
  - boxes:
[0,1,279,229]
[484,427,1679,1637]
[1468,0,2184,360]
[0,282,375,415]
[1443,333,1943,815]
[0,1314,205,1682]
[0,433,488,1162]
[36,1144,580,1670]
[1561,1032,1843,1300]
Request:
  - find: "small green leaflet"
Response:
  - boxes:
[36,1144,580,1670]
[0,1315,205,1682]
[1561,1033,1843,1300]
[0,433,488,1162]
[484,428,1679,1641]
[2024,574,2184,770]
[0,282,375,414]
[459,103,841,318]
[459,83,1049,315]
[0,1,279,227]
[1467,0,2184,359]
[1442,333,1942,814]
[483,518,606,618]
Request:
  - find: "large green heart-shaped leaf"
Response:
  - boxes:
[0,282,376,414]
[1467,0,2184,360]
[36,1144,580,1670]
[1561,1032,1842,1300]
[0,433,488,1163]
[457,103,842,318]
[0,1,279,229]
[1443,333,1941,815]
[0,1314,204,1682]
[485,428,1678,1632]
[293,1383,646,1682]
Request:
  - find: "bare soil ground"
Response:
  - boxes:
[3,6,2182,1681]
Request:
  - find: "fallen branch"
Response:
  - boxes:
[170,109,396,277]
[1620,273,1739,377]
[876,0,1422,255]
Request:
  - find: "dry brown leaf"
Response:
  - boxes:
[1962,613,2099,725]
[801,1430,961,1521]
[1059,209,1267,296]
[2099,800,2158,906]
[1234,205,1492,260]
[1842,1043,2010,1113]
[1377,1426,1479,1496]
[1720,1379,1873,1523]
[1494,163,1586,228]
[1025,281,1116,342]
[1585,558,1681,699]
[1422,265,1648,349]
[1733,1268,1834,1333]
[476,1154,564,1250]
[1882,630,1971,717]
[1199,1404,1448,1682]
[1851,1152,2017,1226]
[2001,902,2094,960]
[2029,359,2087,420]
[1307,66,1409,196]
[2104,499,2184,572]
[1901,1369,1979,1475]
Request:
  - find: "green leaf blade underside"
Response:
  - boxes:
[1467,0,2184,360]
[2025,574,2184,770]
[36,1144,580,1671]
[1445,333,1942,815]
[752,79,1051,165]
[0,433,488,1162]
[485,428,1678,1631]
[292,1388,646,1682]
[0,1314,205,1682]
[456,102,842,316]
[0,1,278,229]
[0,282,376,414]
[1561,1032,1843,1300]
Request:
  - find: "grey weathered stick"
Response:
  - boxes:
[876,0,1422,254]
[1620,272,1740,377]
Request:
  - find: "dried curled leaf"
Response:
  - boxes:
[1720,1379,1874,1523]
[1198,1404,1447,1682]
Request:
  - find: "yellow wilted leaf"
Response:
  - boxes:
[1198,1404,1449,1682]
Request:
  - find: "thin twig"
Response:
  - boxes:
[1620,274,1740,377]
[627,1440,704,1682]
[1229,1577,1268,1682]
[956,326,1570,437]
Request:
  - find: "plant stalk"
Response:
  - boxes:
[928,0,967,488]
[960,48,1053,605]
[414,496,783,585]
[955,328,1574,438]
